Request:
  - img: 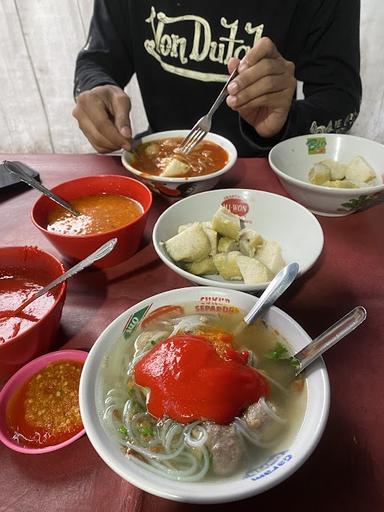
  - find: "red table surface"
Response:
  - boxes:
[0,154,383,512]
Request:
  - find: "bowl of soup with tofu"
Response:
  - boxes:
[79,286,330,503]
[269,134,384,216]
[31,175,152,268]
[121,130,237,199]
[0,246,66,383]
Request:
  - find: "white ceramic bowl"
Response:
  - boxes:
[121,130,237,199]
[269,133,384,217]
[152,189,324,292]
[79,286,330,504]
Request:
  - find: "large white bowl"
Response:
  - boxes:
[152,189,324,292]
[79,286,330,504]
[121,130,237,199]
[269,133,384,217]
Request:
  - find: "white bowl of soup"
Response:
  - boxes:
[121,130,237,199]
[152,189,324,292]
[79,286,330,504]
[269,134,384,216]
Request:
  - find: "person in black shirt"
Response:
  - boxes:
[73,0,361,157]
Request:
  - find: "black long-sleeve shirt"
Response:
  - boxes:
[74,0,362,157]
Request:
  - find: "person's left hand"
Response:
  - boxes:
[226,37,297,139]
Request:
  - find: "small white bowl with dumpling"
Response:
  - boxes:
[269,133,384,216]
[152,189,324,292]
[79,286,330,503]
[121,130,237,199]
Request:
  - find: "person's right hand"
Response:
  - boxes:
[73,84,132,153]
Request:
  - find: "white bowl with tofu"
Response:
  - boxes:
[268,134,384,217]
[152,189,324,292]
[121,130,237,199]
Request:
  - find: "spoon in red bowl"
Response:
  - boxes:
[0,238,117,320]
[3,160,80,217]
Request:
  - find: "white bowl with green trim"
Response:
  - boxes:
[268,134,384,216]
[79,286,330,504]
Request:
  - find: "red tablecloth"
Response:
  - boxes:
[1,154,383,512]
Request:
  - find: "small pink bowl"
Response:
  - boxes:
[0,349,87,454]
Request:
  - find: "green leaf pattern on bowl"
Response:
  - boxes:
[338,191,384,212]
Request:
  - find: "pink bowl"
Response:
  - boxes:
[31,174,153,268]
[0,349,88,454]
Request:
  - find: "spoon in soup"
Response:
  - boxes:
[3,160,80,216]
[233,261,300,336]
[0,238,117,320]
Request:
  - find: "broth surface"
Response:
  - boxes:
[132,137,228,177]
[47,193,143,235]
[0,269,56,343]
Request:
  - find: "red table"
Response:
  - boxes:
[1,154,383,511]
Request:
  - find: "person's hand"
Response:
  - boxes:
[226,37,296,139]
[73,84,132,153]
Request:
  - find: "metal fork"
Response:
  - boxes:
[177,65,239,155]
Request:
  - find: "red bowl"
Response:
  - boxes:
[0,246,66,384]
[31,175,153,268]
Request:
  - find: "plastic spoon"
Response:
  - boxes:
[3,160,80,216]
[0,238,117,319]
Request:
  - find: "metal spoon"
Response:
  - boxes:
[293,306,367,375]
[233,262,300,335]
[3,160,80,216]
[0,238,117,319]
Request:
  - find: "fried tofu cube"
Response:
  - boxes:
[345,156,377,184]
[236,256,271,284]
[255,241,285,276]
[164,223,211,263]
[211,206,241,239]
[184,257,217,275]
[213,251,242,280]
[161,157,190,177]
[322,180,358,189]
[217,236,239,253]
[238,229,264,257]
[308,162,331,185]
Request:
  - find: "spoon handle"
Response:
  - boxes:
[13,238,117,315]
[243,262,300,325]
[294,306,367,375]
[3,160,80,217]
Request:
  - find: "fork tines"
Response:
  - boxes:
[177,118,207,155]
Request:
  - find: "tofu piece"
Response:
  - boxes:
[202,226,218,256]
[322,180,358,189]
[213,251,242,280]
[184,257,217,276]
[161,157,190,177]
[324,159,347,181]
[236,256,271,284]
[144,143,160,157]
[211,206,241,239]
[255,241,285,276]
[178,223,194,233]
[238,229,264,257]
[345,156,377,184]
[164,223,211,263]
[308,162,331,185]
[217,236,239,253]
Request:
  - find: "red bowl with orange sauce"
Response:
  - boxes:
[31,175,153,268]
[0,246,66,383]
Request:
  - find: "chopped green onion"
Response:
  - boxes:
[266,342,300,369]
[118,425,128,436]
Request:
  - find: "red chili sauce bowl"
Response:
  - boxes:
[0,350,87,453]
[0,246,66,384]
[31,175,153,268]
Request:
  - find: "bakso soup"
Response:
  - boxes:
[100,303,306,481]
[130,137,229,178]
